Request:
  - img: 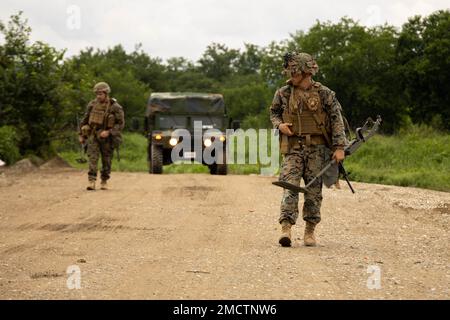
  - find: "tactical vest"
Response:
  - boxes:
[88,100,115,129]
[281,84,331,151]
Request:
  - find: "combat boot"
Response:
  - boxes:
[304,221,317,247]
[279,220,292,247]
[335,180,341,189]
[100,180,108,190]
[87,181,95,191]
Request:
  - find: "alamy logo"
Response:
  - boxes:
[66,5,81,30]
[66,265,81,290]
[367,265,382,290]
[169,122,280,175]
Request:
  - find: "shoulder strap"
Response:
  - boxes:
[101,100,113,130]
[312,112,332,147]
[307,84,332,147]
[311,85,332,147]
[87,101,95,112]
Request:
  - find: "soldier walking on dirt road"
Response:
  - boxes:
[78,82,125,191]
[270,52,347,247]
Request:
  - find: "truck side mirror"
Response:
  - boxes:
[231,120,241,130]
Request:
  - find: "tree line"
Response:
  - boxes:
[0,10,449,162]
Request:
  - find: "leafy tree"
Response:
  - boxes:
[0,12,71,157]
[66,45,154,129]
[198,43,240,81]
[223,80,272,123]
[235,43,263,75]
[260,40,289,88]
[397,10,450,130]
[1,9,449,163]
[289,18,404,132]
[130,44,167,92]
[0,126,20,164]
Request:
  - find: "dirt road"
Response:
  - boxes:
[0,167,449,299]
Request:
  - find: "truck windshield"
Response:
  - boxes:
[191,116,223,129]
[157,115,187,129]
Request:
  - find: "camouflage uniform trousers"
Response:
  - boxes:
[279,144,331,226]
[87,135,114,182]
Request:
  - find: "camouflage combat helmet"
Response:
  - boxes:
[93,82,111,94]
[283,52,319,77]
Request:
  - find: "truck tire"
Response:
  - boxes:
[210,149,227,175]
[209,164,217,175]
[216,163,228,175]
[147,142,152,173]
[151,144,163,174]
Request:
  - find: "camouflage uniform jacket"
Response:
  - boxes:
[79,98,125,138]
[270,80,347,149]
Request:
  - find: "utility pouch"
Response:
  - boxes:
[282,112,299,135]
[89,109,105,127]
[107,113,115,129]
[280,134,289,154]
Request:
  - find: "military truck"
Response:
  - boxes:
[145,92,237,175]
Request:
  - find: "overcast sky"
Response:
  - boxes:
[0,0,448,61]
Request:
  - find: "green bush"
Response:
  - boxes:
[346,125,450,192]
[0,126,21,165]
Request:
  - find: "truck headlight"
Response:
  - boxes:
[169,138,178,146]
[204,138,212,147]
[154,134,162,140]
[219,135,226,142]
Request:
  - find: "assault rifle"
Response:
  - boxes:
[76,114,88,164]
[272,115,382,194]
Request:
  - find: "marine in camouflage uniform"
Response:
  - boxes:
[270,52,347,247]
[79,82,125,191]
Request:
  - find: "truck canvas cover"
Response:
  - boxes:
[146,92,225,116]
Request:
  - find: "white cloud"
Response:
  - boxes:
[0,0,448,61]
